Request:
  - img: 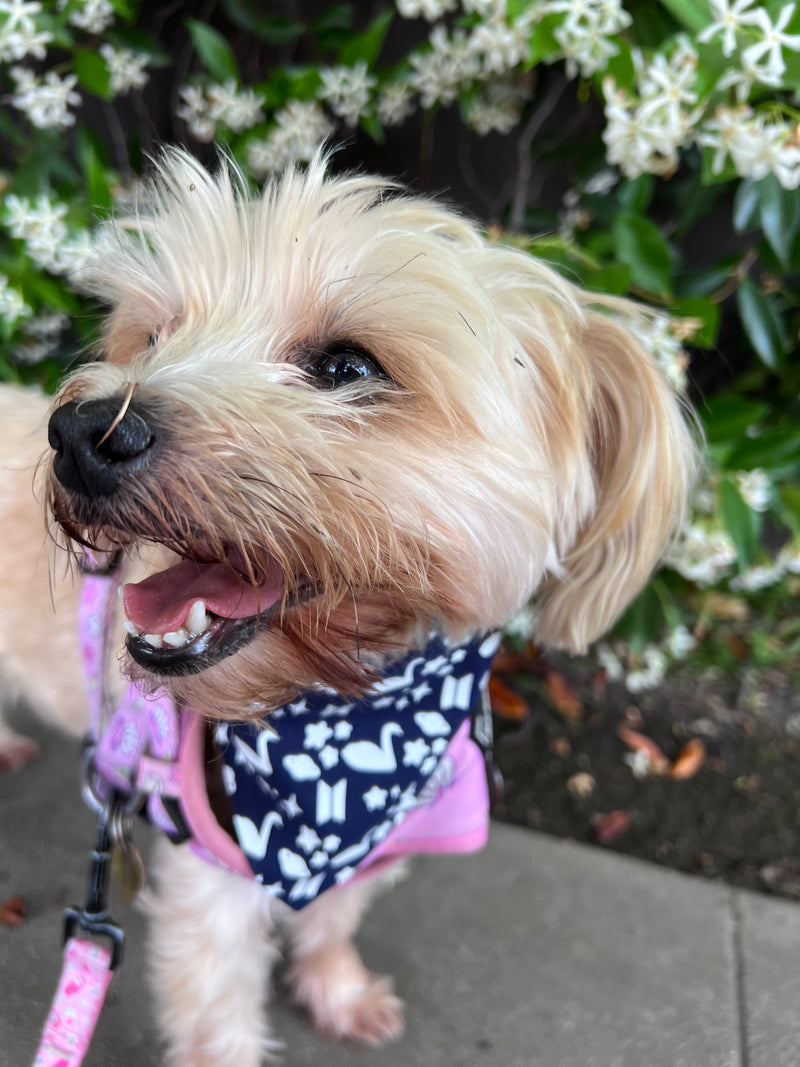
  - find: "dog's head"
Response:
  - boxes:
[46,149,698,717]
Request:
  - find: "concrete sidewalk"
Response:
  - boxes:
[2,712,799,1067]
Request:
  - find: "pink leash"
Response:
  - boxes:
[34,939,114,1067]
[33,559,139,1066]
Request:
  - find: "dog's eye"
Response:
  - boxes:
[306,345,388,390]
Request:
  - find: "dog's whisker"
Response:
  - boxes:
[96,380,136,447]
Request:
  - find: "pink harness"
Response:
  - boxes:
[34,565,499,1064]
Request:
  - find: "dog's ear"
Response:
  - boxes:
[533,305,699,653]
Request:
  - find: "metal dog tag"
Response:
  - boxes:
[109,809,147,905]
[112,840,146,905]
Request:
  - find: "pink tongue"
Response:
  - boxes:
[123,557,285,633]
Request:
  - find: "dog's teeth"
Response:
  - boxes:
[143,633,164,649]
[162,630,189,648]
[124,618,140,637]
[184,599,209,635]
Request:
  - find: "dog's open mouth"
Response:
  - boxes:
[121,552,301,675]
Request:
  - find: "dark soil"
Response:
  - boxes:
[492,650,800,901]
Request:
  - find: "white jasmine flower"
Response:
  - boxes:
[396,0,457,19]
[99,43,150,95]
[697,0,762,57]
[50,229,93,275]
[0,275,31,325]
[742,4,800,80]
[469,15,529,75]
[409,26,482,108]
[462,0,507,16]
[504,604,538,641]
[206,80,264,132]
[730,562,785,591]
[10,66,81,129]
[246,101,333,178]
[666,625,696,659]
[376,80,416,127]
[3,192,69,268]
[547,0,632,76]
[318,61,376,126]
[735,469,771,512]
[466,80,525,135]
[582,168,618,195]
[729,114,800,187]
[625,646,668,693]
[66,0,114,34]
[14,312,68,363]
[667,523,737,585]
[596,642,624,681]
[630,315,689,392]
[0,0,51,62]
[778,540,800,574]
[177,85,215,142]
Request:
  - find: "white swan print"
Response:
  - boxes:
[340,722,404,773]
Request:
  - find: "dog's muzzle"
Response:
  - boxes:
[48,394,156,499]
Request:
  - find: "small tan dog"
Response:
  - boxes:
[1,150,697,1067]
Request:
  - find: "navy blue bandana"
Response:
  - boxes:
[214,632,500,907]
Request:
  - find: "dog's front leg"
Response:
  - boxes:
[285,872,404,1046]
[146,838,280,1067]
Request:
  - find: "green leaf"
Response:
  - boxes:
[671,296,720,348]
[617,174,654,215]
[527,13,563,66]
[74,50,113,100]
[701,396,768,445]
[359,111,385,145]
[779,484,800,535]
[338,8,393,67]
[679,263,731,298]
[586,262,632,295]
[719,477,760,571]
[219,0,304,42]
[612,214,672,298]
[612,581,666,651]
[185,18,240,83]
[75,127,112,214]
[656,0,712,33]
[733,178,759,233]
[108,0,138,19]
[736,278,785,372]
[757,173,800,269]
[725,426,800,471]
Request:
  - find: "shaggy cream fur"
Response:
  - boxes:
[1,149,698,1064]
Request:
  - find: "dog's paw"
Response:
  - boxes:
[288,943,404,1047]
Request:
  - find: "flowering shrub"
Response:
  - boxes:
[2,0,799,687]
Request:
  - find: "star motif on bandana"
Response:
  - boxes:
[362,785,388,811]
[402,737,431,768]
[295,825,322,854]
[304,721,334,751]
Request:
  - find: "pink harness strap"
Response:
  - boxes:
[34,938,114,1067]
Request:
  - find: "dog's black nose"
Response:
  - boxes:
[48,395,156,498]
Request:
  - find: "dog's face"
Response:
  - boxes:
[46,150,696,718]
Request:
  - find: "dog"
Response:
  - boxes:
[1,149,698,1066]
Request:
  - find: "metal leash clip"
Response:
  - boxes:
[63,791,126,971]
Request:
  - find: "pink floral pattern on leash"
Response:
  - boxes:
[34,938,113,1066]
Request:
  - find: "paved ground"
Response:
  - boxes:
[2,711,800,1067]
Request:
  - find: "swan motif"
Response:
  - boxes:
[340,722,404,773]
[232,811,284,861]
